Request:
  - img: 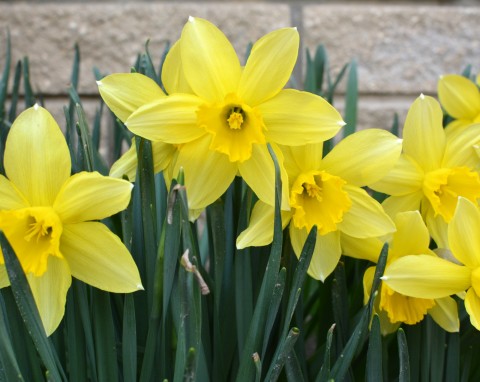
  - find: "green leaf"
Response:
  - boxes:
[315,324,335,382]
[0,232,66,382]
[397,328,410,382]
[366,315,382,381]
[445,333,459,382]
[0,292,24,381]
[8,60,22,123]
[285,349,305,382]
[265,328,300,382]
[122,294,137,382]
[343,59,358,137]
[235,144,283,381]
[0,30,11,121]
[22,57,35,107]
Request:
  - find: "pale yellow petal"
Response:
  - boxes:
[370,154,424,196]
[428,297,459,333]
[172,135,237,211]
[126,94,204,144]
[238,143,290,210]
[259,90,343,145]
[0,174,29,209]
[381,192,423,219]
[5,106,70,206]
[341,233,383,264]
[382,255,471,299]
[98,73,165,123]
[27,256,72,336]
[363,266,375,303]
[403,95,445,172]
[465,288,480,331]
[181,17,241,102]
[236,201,291,249]
[109,139,176,182]
[0,265,10,288]
[290,225,341,282]
[339,185,395,238]
[61,222,142,292]
[321,129,402,187]
[389,211,431,261]
[281,143,324,177]
[424,205,449,248]
[448,197,480,269]
[443,123,480,169]
[438,74,480,120]
[53,172,132,224]
[239,28,299,105]
[161,40,194,95]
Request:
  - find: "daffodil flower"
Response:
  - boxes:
[438,74,480,129]
[99,17,344,212]
[98,73,176,181]
[382,197,480,330]
[370,95,480,247]
[342,211,459,335]
[237,129,401,281]
[0,106,142,336]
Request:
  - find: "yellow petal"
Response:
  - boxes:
[109,139,176,181]
[389,211,432,262]
[181,17,241,102]
[403,95,445,172]
[341,233,383,264]
[448,197,480,269]
[424,205,449,248]
[428,297,459,333]
[238,28,299,105]
[0,265,10,288]
[236,201,291,249]
[26,256,72,336]
[381,192,423,219]
[370,154,424,196]
[382,254,471,299]
[97,73,165,123]
[465,288,480,331]
[259,89,343,145]
[161,40,194,95]
[438,74,480,120]
[53,172,132,224]
[61,222,142,292]
[126,94,204,144]
[0,174,29,209]
[290,225,341,282]
[339,185,395,238]
[321,129,402,186]
[172,135,237,211]
[281,143,324,178]
[363,266,375,303]
[443,123,480,169]
[5,106,70,206]
[238,143,290,210]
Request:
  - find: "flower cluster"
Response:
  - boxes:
[2,16,480,340]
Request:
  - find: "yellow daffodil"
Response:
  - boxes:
[98,73,176,182]
[382,197,480,330]
[99,17,344,212]
[342,211,459,335]
[0,106,142,335]
[370,95,480,247]
[237,129,401,281]
[438,74,480,129]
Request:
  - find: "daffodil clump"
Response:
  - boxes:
[3,15,480,381]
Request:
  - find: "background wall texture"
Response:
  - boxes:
[0,2,479,155]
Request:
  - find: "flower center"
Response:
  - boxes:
[197,93,266,163]
[227,107,244,130]
[423,166,480,222]
[379,282,435,325]
[0,207,63,276]
[290,170,352,235]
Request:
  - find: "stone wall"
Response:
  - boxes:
[1,2,479,156]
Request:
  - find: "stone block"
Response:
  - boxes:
[303,5,480,94]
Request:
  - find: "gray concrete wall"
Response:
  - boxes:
[1,3,479,144]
